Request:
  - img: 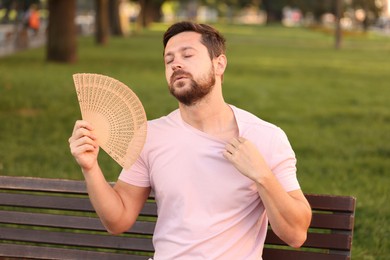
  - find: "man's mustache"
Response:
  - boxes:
[170,70,193,84]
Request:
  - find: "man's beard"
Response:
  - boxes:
[169,67,216,106]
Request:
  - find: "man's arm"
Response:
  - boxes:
[83,165,150,234]
[223,137,312,248]
[69,120,150,234]
[255,179,311,248]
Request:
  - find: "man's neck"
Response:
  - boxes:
[179,95,238,141]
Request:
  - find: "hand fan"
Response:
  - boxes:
[73,73,147,169]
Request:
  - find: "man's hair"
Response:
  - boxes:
[163,21,226,59]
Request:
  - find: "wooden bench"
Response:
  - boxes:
[0,176,356,259]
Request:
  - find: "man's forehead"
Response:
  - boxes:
[165,32,203,53]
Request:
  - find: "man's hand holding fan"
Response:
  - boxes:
[70,73,147,170]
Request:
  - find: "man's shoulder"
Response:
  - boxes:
[144,109,182,141]
[148,109,180,127]
[231,105,279,131]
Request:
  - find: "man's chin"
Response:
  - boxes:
[171,83,191,95]
[171,89,195,106]
[173,79,190,89]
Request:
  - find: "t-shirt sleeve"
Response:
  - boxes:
[269,128,300,192]
[118,152,151,187]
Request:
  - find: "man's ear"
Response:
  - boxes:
[214,54,227,76]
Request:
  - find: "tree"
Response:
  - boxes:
[335,0,342,49]
[95,0,110,45]
[110,0,126,36]
[47,0,77,63]
[137,0,164,28]
[261,0,285,23]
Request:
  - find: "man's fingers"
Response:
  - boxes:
[222,150,232,160]
[225,142,235,154]
[238,137,247,144]
[225,137,248,152]
[230,137,247,147]
[71,120,94,138]
[74,120,94,131]
[71,135,97,148]
[69,136,98,157]
[69,120,98,155]
[230,138,240,148]
[69,121,96,144]
[74,127,96,141]
[70,143,95,156]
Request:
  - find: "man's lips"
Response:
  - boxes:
[174,75,187,81]
[171,71,191,84]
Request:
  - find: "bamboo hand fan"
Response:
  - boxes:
[73,73,147,169]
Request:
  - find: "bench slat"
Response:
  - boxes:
[265,230,352,251]
[0,210,103,230]
[0,244,149,260]
[306,194,355,213]
[0,226,154,252]
[0,175,87,194]
[263,248,350,260]
[0,192,94,211]
[0,192,158,216]
[306,232,352,251]
[311,212,354,230]
[0,210,156,235]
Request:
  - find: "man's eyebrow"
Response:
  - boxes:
[164,46,196,57]
[181,46,196,52]
[164,52,173,59]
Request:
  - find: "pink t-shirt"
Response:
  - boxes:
[119,105,300,259]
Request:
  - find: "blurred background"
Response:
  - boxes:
[0,0,389,259]
[1,0,389,57]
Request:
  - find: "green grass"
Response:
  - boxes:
[0,24,389,259]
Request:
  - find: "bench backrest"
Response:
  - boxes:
[0,176,155,259]
[263,193,356,260]
[0,176,356,259]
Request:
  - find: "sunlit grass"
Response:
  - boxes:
[0,24,389,259]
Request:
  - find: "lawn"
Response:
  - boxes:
[0,23,389,259]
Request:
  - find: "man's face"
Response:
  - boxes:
[164,32,216,106]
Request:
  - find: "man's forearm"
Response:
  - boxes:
[82,164,127,234]
[256,173,312,248]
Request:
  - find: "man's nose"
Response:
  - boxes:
[171,59,183,71]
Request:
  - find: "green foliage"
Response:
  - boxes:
[0,24,389,259]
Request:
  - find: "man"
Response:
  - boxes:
[69,21,311,259]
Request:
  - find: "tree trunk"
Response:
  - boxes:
[262,0,283,24]
[47,0,77,63]
[96,0,110,45]
[137,0,163,29]
[335,0,343,49]
[110,0,124,36]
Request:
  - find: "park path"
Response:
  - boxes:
[0,23,46,57]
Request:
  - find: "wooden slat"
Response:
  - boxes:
[128,220,156,235]
[0,192,157,216]
[305,232,352,251]
[0,176,157,199]
[0,227,154,252]
[306,194,356,213]
[0,175,87,194]
[0,210,104,231]
[0,210,156,235]
[263,248,350,260]
[265,230,352,251]
[311,212,354,230]
[0,244,150,260]
[0,175,156,203]
[0,192,94,212]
